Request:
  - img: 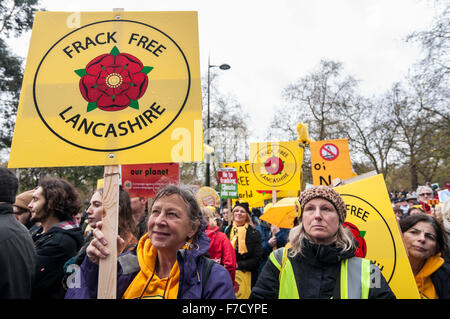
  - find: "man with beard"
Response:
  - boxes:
[28,177,83,299]
[0,168,36,298]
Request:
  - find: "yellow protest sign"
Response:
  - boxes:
[223,161,271,208]
[9,11,202,168]
[310,139,356,186]
[249,141,302,191]
[196,186,220,208]
[335,174,420,299]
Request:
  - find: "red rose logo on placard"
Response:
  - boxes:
[343,221,367,258]
[264,156,285,175]
[75,46,153,112]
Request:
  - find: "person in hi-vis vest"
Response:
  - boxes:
[250,186,396,299]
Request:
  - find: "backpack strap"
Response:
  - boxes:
[201,256,215,292]
[224,224,231,237]
[118,252,140,275]
[123,244,137,253]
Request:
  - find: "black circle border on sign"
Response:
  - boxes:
[32,19,191,152]
[251,144,298,188]
[340,193,397,283]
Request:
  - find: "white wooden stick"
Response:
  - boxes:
[98,165,120,299]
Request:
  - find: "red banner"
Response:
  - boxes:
[121,163,180,198]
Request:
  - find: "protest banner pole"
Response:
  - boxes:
[97,8,123,299]
[299,141,306,194]
[272,185,277,204]
[98,164,120,299]
[272,143,277,204]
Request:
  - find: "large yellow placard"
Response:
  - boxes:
[9,11,202,168]
[249,141,302,191]
[223,161,272,208]
[310,139,356,186]
[335,174,420,299]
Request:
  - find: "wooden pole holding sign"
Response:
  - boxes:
[272,186,277,204]
[97,8,122,299]
[98,165,120,299]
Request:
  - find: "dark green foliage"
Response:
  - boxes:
[0,0,42,149]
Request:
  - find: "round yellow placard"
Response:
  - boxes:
[196,187,221,208]
[33,19,191,152]
[250,142,300,188]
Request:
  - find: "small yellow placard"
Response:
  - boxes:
[196,186,220,208]
[335,174,420,299]
[9,11,202,168]
[249,141,303,191]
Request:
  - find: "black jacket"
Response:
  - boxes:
[250,239,396,299]
[225,224,262,287]
[30,222,83,299]
[431,259,450,299]
[0,203,36,298]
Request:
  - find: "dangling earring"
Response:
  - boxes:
[184,237,193,250]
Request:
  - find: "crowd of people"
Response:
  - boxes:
[391,183,449,226]
[1,166,449,299]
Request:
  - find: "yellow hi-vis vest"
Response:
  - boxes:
[269,247,371,299]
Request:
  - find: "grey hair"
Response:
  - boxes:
[416,185,433,195]
[442,199,450,222]
[287,222,355,258]
[150,184,205,240]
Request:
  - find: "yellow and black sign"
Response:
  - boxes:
[9,11,202,168]
[335,174,420,298]
[223,161,273,207]
[249,141,302,191]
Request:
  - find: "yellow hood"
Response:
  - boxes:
[415,253,444,299]
[122,233,180,299]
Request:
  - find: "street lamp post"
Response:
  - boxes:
[206,56,230,186]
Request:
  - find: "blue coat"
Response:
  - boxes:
[256,221,290,274]
[65,230,235,299]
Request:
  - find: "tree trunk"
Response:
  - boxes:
[409,157,419,190]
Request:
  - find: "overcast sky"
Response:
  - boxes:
[8,0,437,141]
